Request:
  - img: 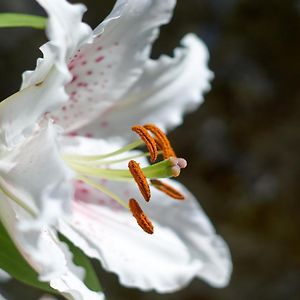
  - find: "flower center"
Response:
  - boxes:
[64,124,187,234]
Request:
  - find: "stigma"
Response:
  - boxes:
[64,124,187,234]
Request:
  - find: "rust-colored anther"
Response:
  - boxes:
[144,124,176,159]
[154,137,163,151]
[150,179,185,200]
[128,160,151,202]
[132,125,158,162]
[129,198,154,234]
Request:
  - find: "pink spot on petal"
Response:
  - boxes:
[86,70,93,75]
[77,82,88,87]
[68,131,78,137]
[85,133,93,138]
[100,121,108,128]
[71,75,78,83]
[95,56,104,63]
[80,188,89,194]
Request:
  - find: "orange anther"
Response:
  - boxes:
[128,160,151,202]
[150,179,185,200]
[143,124,176,159]
[129,199,154,234]
[132,125,158,162]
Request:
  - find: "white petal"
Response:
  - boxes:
[0,196,103,300]
[148,181,232,288]
[0,122,73,220]
[50,0,176,134]
[0,70,67,148]
[0,122,74,283]
[22,0,92,88]
[79,34,213,139]
[0,0,92,148]
[50,241,104,300]
[60,196,200,293]
[0,294,7,300]
[0,269,10,283]
[59,177,231,292]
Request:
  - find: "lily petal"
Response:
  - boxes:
[50,241,105,300]
[0,269,10,283]
[60,194,200,293]
[0,194,103,300]
[0,0,92,148]
[60,179,231,292]
[50,0,177,134]
[79,34,213,139]
[0,122,73,222]
[148,180,232,288]
[22,0,92,87]
[59,137,231,292]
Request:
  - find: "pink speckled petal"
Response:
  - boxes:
[50,0,176,135]
[60,183,198,293]
[22,0,92,89]
[58,136,232,292]
[79,34,213,139]
[59,177,231,292]
[0,0,91,148]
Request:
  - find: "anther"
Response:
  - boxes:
[132,125,158,162]
[143,124,176,159]
[154,137,163,151]
[128,160,151,202]
[150,179,185,200]
[129,199,154,234]
[169,157,187,177]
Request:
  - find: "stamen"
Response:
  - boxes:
[150,179,185,200]
[132,125,157,162]
[129,199,154,234]
[143,124,176,159]
[77,175,129,209]
[154,137,163,151]
[64,140,143,162]
[128,160,151,202]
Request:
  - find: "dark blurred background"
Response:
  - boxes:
[1,0,300,299]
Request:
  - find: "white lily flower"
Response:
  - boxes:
[0,0,102,299]
[0,0,232,297]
